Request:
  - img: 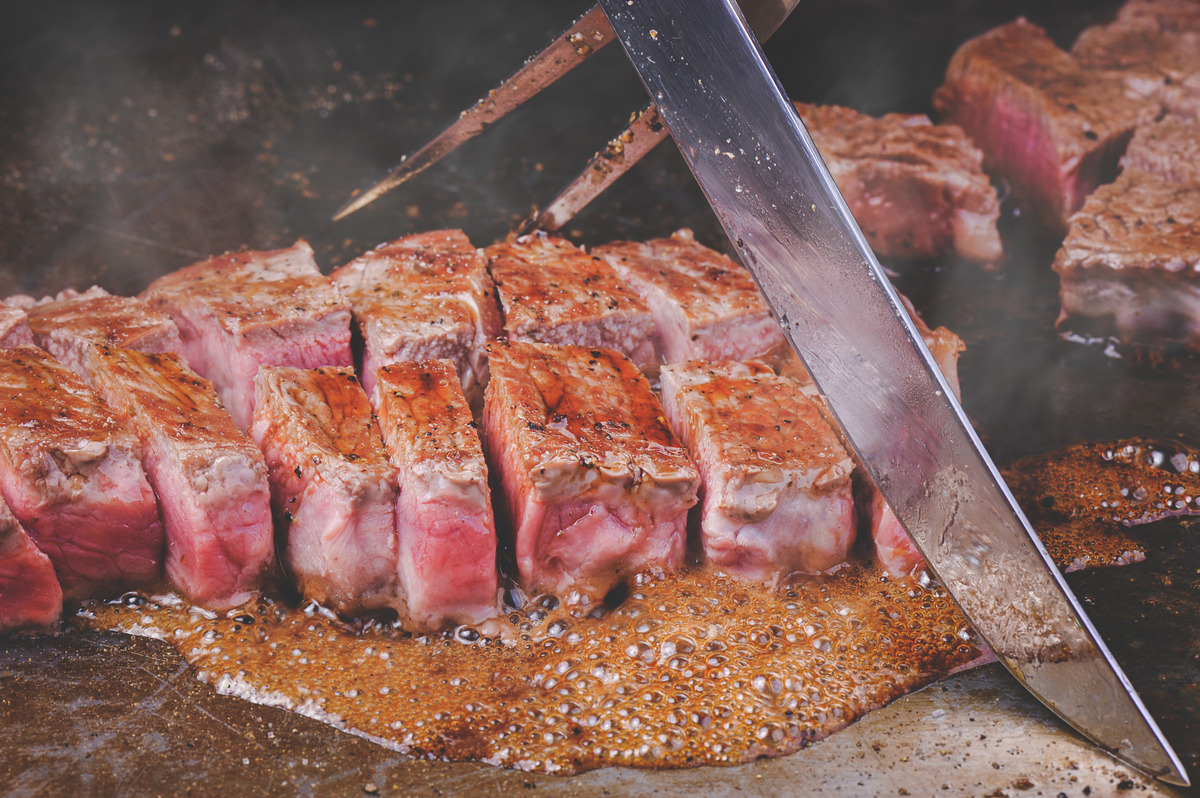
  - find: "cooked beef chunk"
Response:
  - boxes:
[253,366,398,616]
[0,492,62,635]
[0,306,31,348]
[483,340,699,599]
[1120,113,1200,184]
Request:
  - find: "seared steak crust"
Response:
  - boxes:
[486,233,658,371]
[1120,113,1200,184]
[795,103,1003,263]
[331,230,501,405]
[0,346,163,599]
[141,240,353,431]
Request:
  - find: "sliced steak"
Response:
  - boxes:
[659,361,856,585]
[86,345,274,609]
[1053,167,1200,350]
[590,229,787,365]
[486,233,658,372]
[933,18,1156,232]
[1120,113,1200,184]
[0,306,32,348]
[1073,15,1200,120]
[0,492,62,635]
[374,360,497,629]
[24,286,182,378]
[141,240,353,431]
[0,346,163,599]
[331,230,501,407]
[794,103,1003,263]
[252,366,397,616]
[483,340,699,599]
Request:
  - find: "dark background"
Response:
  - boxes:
[3,1,1198,795]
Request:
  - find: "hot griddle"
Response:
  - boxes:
[2,1,1198,795]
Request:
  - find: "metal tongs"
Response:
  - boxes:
[336,1,1189,786]
[332,0,800,226]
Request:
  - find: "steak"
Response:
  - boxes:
[659,361,856,585]
[1072,14,1200,121]
[252,366,398,616]
[1120,113,1200,184]
[86,345,274,609]
[374,360,498,629]
[1113,0,1200,35]
[331,230,501,407]
[794,103,1003,264]
[141,240,353,431]
[0,305,32,348]
[24,286,182,378]
[0,492,62,635]
[483,340,699,599]
[1052,167,1200,350]
[590,229,787,365]
[486,233,658,372]
[932,18,1156,232]
[0,346,163,599]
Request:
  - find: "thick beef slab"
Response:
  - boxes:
[486,233,658,372]
[375,360,497,629]
[0,306,31,347]
[87,346,274,609]
[1120,113,1200,184]
[331,230,501,405]
[1053,168,1200,349]
[591,229,787,365]
[24,287,182,378]
[933,19,1155,231]
[0,492,62,635]
[0,346,162,599]
[253,367,398,616]
[141,240,353,431]
[484,340,699,599]
[659,361,856,586]
[794,103,1003,263]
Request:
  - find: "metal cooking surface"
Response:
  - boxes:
[1,1,1198,795]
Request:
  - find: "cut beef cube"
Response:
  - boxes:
[1053,168,1200,350]
[659,361,856,585]
[1073,16,1200,120]
[0,346,163,599]
[933,18,1156,232]
[0,492,62,635]
[483,340,699,598]
[590,229,787,365]
[1113,0,1200,35]
[331,230,501,407]
[0,305,32,348]
[85,345,273,609]
[486,232,658,372]
[793,103,1003,263]
[141,240,353,431]
[24,286,182,378]
[252,366,398,616]
[1120,113,1200,184]
[374,360,497,629]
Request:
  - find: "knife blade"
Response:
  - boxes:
[596,0,1189,785]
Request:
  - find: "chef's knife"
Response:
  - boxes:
[596,0,1189,785]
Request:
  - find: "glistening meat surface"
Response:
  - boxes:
[0,491,62,635]
[483,340,699,599]
[86,345,274,610]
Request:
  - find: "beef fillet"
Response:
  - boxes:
[659,361,856,586]
[933,18,1156,231]
[141,240,353,431]
[86,345,274,609]
[795,103,1003,264]
[483,340,699,599]
[591,229,787,366]
[375,360,498,629]
[332,230,502,407]
[0,492,62,635]
[486,233,658,372]
[0,346,163,599]
[253,366,398,617]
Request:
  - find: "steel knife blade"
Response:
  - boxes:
[596,0,1189,785]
